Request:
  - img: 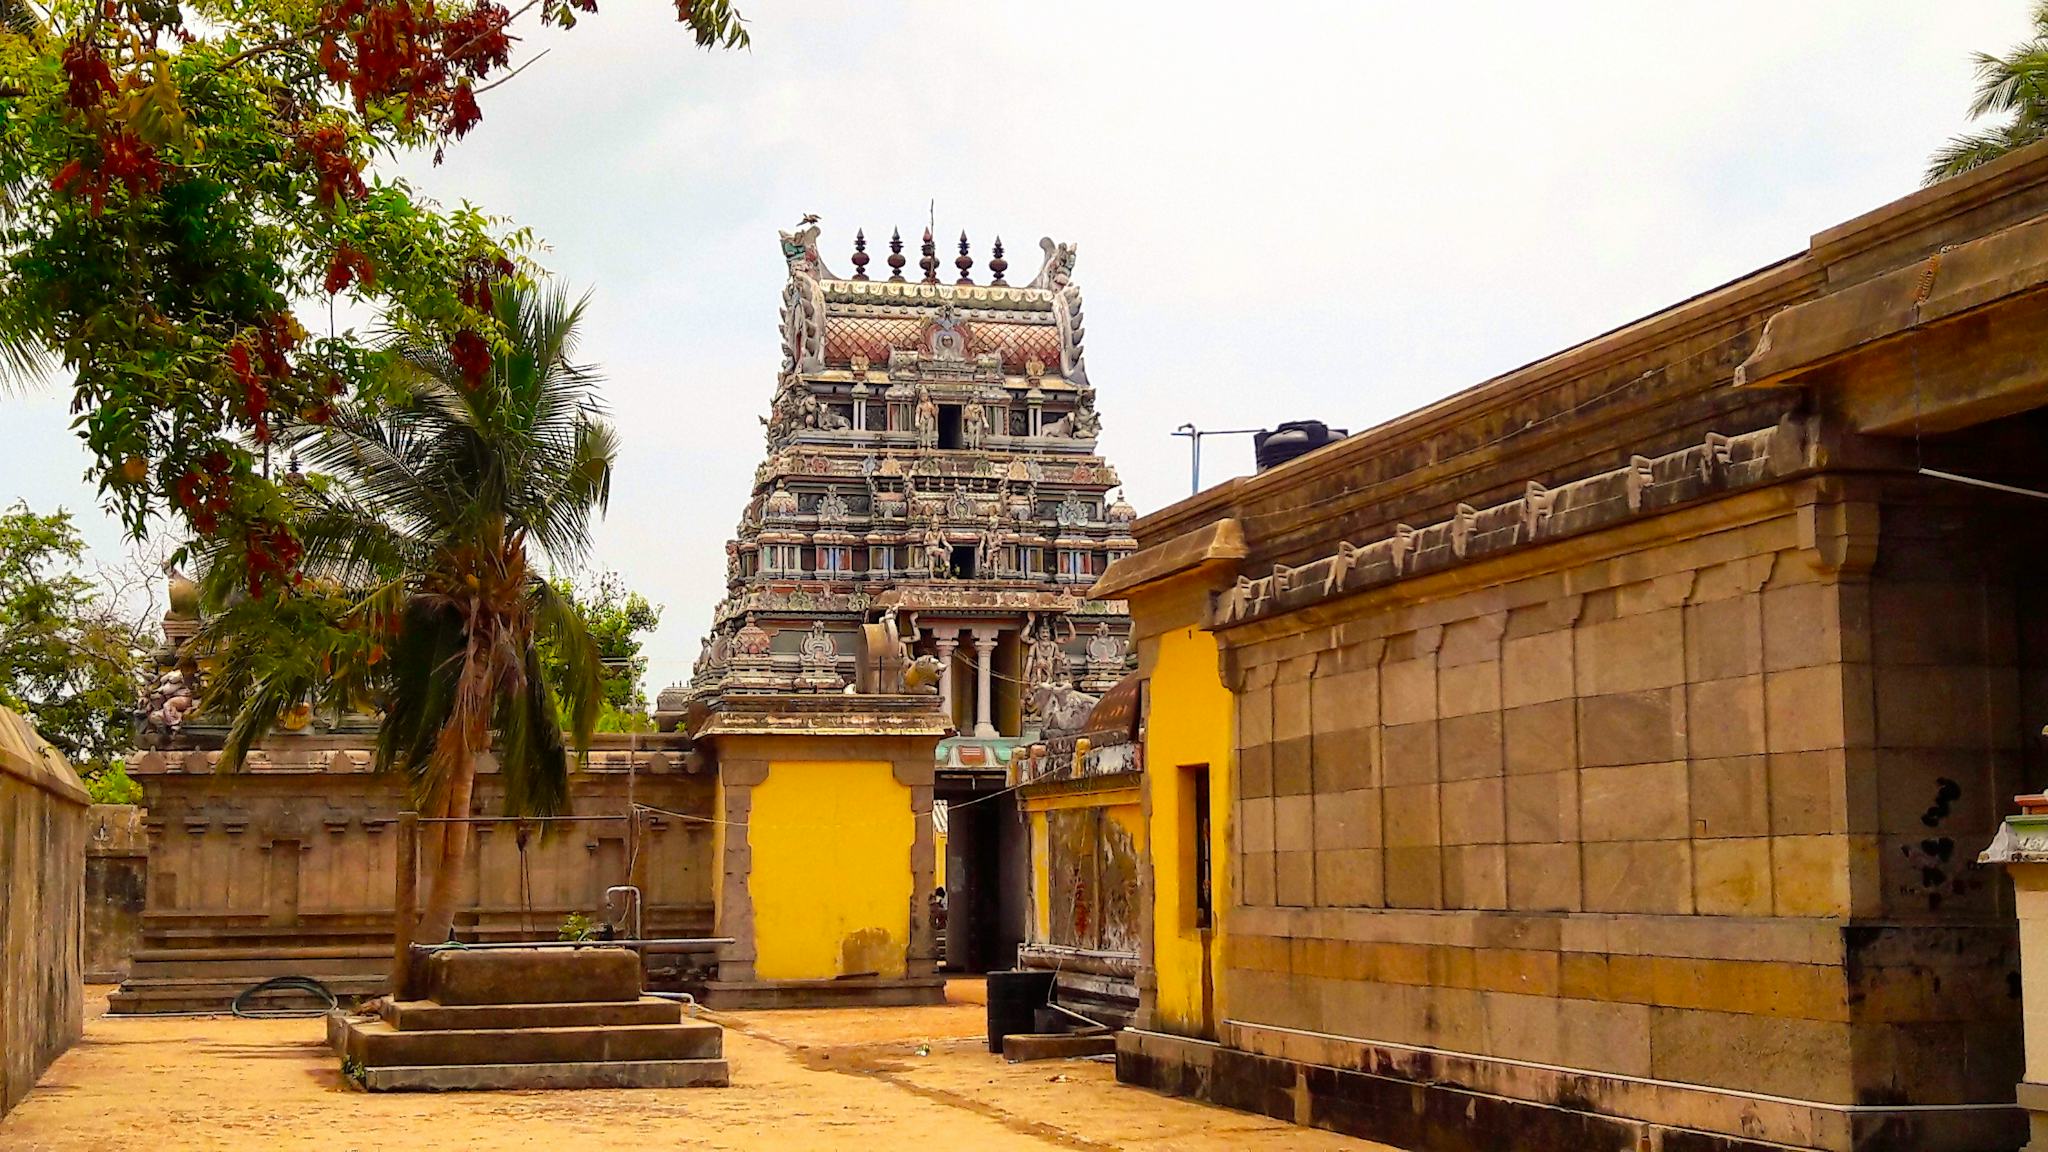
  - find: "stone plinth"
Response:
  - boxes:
[331,946,727,1092]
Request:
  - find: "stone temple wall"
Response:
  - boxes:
[0,708,88,1118]
[84,804,147,983]
[102,737,716,1009]
[128,749,714,937]
[1111,139,2048,1151]
[1219,476,2036,1137]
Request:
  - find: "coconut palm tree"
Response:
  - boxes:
[1927,3,2048,184]
[202,279,616,942]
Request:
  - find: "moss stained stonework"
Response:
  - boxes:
[0,708,89,1117]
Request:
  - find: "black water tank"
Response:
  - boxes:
[986,968,1057,1053]
[1254,421,1348,472]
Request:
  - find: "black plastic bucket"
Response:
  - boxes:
[986,968,1057,1054]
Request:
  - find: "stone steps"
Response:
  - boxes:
[357,1058,729,1092]
[126,953,390,980]
[132,944,387,962]
[108,975,387,1015]
[329,947,729,1093]
[340,1018,724,1067]
[381,997,683,1032]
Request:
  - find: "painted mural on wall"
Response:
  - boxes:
[1048,806,1139,955]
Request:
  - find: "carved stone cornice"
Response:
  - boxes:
[1212,423,1807,630]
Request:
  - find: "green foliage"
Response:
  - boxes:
[198,280,614,827]
[541,570,660,732]
[1928,2,2048,183]
[557,911,595,942]
[0,0,745,580]
[83,758,143,804]
[0,503,148,767]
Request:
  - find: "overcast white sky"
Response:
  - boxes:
[0,1,2030,690]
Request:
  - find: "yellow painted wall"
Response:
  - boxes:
[1029,810,1050,943]
[1140,584,1235,1039]
[748,760,912,981]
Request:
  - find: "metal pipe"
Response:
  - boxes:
[1172,424,1263,495]
[1919,467,2048,502]
[410,937,733,952]
[413,814,630,824]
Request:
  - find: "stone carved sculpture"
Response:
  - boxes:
[962,400,987,449]
[778,220,829,381]
[797,621,843,691]
[1030,238,1088,388]
[913,386,938,450]
[140,668,196,733]
[901,655,944,695]
[1085,622,1124,668]
[923,518,950,578]
[855,607,940,695]
[1029,680,1099,736]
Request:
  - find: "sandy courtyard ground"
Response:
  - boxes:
[0,983,1396,1151]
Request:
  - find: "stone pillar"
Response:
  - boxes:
[972,631,999,739]
[1983,796,2048,1151]
[933,633,959,724]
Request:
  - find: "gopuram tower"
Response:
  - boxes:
[663,221,1136,977]
[668,221,1135,761]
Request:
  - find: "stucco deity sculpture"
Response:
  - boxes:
[962,400,987,449]
[913,386,938,450]
[922,519,951,578]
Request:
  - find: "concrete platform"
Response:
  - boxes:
[699,974,946,1010]
[357,1057,729,1092]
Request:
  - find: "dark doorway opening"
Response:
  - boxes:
[950,544,977,579]
[938,404,964,449]
[938,779,1026,973]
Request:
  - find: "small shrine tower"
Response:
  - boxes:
[665,220,1138,978]
[666,221,1135,764]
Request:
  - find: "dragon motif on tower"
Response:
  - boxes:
[1032,237,1088,388]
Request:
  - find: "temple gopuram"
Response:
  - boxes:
[662,220,1137,972]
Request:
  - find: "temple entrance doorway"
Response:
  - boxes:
[938,404,964,449]
[936,775,1026,973]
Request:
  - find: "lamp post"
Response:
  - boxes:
[1171,423,1263,496]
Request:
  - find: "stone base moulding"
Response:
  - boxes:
[696,974,946,1010]
[1115,1027,2025,1152]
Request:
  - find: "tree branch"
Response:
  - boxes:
[473,47,548,95]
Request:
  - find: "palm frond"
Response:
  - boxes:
[496,641,571,817]
[532,576,603,751]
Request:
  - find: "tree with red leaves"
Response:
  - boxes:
[0,0,747,581]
